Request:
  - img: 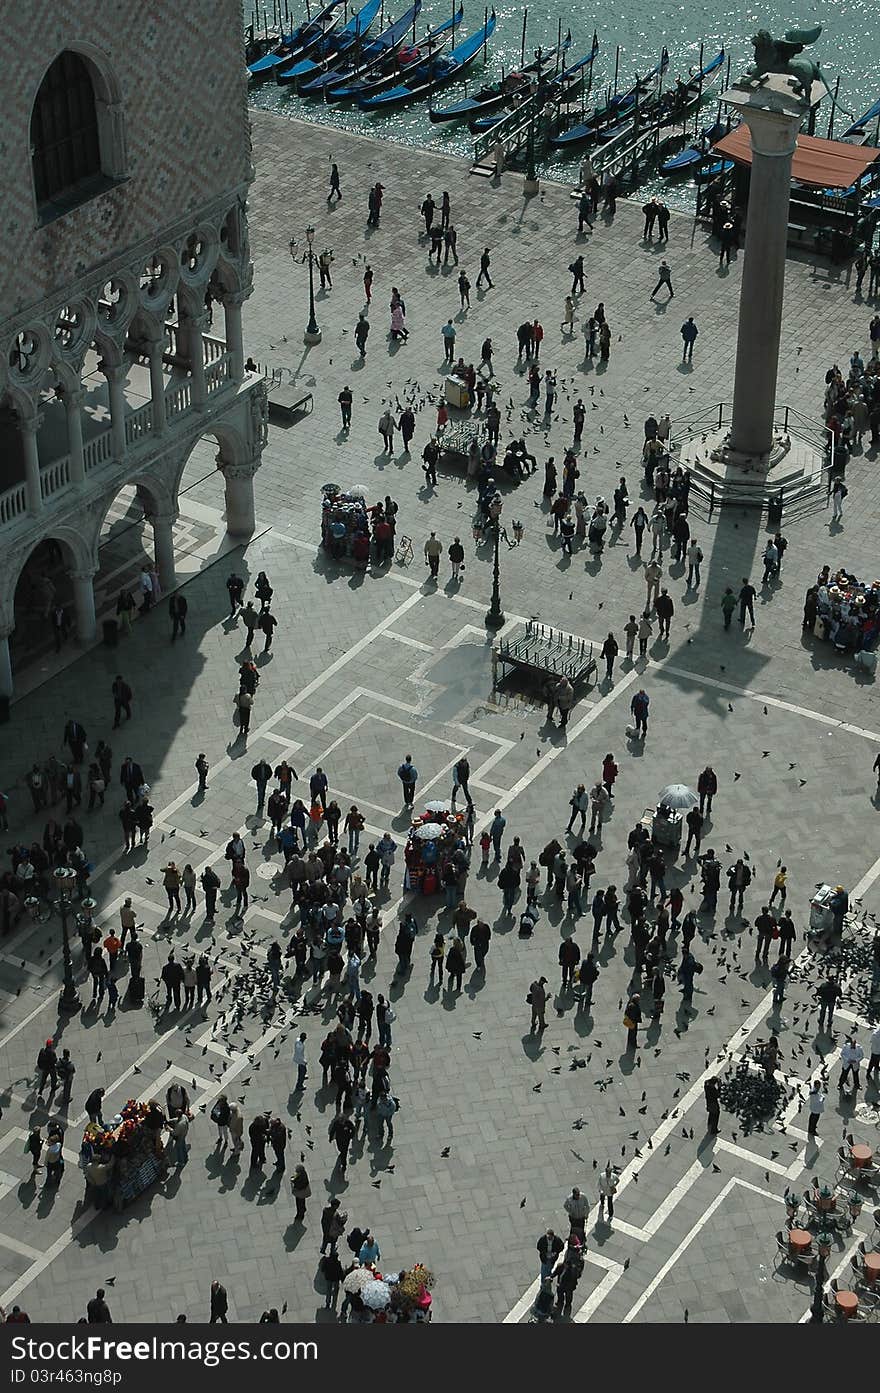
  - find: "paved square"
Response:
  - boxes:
[1,111,879,1326]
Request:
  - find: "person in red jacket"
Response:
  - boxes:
[601,753,618,798]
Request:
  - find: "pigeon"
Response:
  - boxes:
[520,1197,527,1207]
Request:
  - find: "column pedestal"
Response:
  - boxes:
[222,462,257,537]
[69,569,97,644]
[151,511,178,590]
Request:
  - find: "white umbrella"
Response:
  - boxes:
[361,1280,392,1310]
[414,822,444,840]
[347,485,368,498]
[343,1267,376,1294]
[424,799,451,814]
[657,784,698,810]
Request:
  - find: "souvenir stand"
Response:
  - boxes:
[402,801,466,895]
[812,569,880,661]
[83,1098,164,1211]
[343,1262,435,1323]
[320,483,372,563]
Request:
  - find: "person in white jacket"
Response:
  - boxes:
[598,1161,619,1222]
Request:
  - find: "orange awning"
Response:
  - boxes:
[713,126,879,190]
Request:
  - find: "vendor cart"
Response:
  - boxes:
[639,804,684,853]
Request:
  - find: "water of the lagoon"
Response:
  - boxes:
[246,0,879,205]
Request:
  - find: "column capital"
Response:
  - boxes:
[20,408,44,435]
[220,288,251,309]
[218,459,259,482]
[60,384,86,409]
[99,359,127,385]
[144,507,177,525]
[68,567,97,583]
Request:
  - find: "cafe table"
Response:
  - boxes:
[850,1144,873,1169]
[863,1251,880,1283]
[787,1228,812,1254]
[834,1289,859,1320]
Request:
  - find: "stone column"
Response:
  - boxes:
[723,77,812,463]
[150,510,177,590]
[223,292,247,382]
[69,568,97,644]
[21,411,43,516]
[102,362,128,460]
[147,338,167,435]
[185,312,209,411]
[64,387,86,484]
[0,626,13,699]
[222,460,257,537]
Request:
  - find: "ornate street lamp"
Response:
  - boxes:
[54,866,81,1013]
[289,227,322,346]
[485,515,505,630]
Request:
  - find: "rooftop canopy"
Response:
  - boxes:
[713,126,880,190]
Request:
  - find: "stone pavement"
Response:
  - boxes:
[0,112,879,1324]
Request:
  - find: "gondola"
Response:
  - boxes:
[661,120,726,173]
[248,1,344,80]
[359,10,496,111]
[299,1,421,96]
[694,158,733,182]
[467,35,599,133]
[428,30,571,123]
[548,48,674,150]
[329,5,463,101]
[840,97,880,139]
[277,0,383,86]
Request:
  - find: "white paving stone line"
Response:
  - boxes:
[506,863,880,1322]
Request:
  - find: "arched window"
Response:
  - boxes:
[31,51,105,219]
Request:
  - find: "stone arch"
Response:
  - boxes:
[4,528,95,647]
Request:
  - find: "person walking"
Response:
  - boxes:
[600,632,619,683]
[654,588,674,640]
[624,993,642,1051]
[442,318,456,363]
[476,247,493,290]
[839,1035,864,1092]
[529,976,549,1033]
[650,260,674,299]
[354,313,370,358]
[328,162,341,204]
[111,675,132,728]
[831,476,847,523]
[424,531,442,578]
[680,316,698,362]
[686,538,703,588]
[397,754,418,806]
[697,765,717,815]
[704,1077,721,1134]
[806,1080,825,1138]
[597,1162,618,1223]
[739,577,756,628]
[630,688,650,739]
[209,1281,229,1324]
[338,385,353,430]
[570,254,586,295]
[169,594,187,640]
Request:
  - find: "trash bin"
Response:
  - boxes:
[0,695,9,724]
[767,490,783,526]
[102,618,118,647]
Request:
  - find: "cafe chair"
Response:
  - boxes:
[871,1208,880,1245]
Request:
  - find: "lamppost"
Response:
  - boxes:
[523,48,541,196]
[485,513,505,630]
[54,866,81,1013]
[289,226,322,346]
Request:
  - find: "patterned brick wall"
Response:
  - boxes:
[0,0,252,320]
